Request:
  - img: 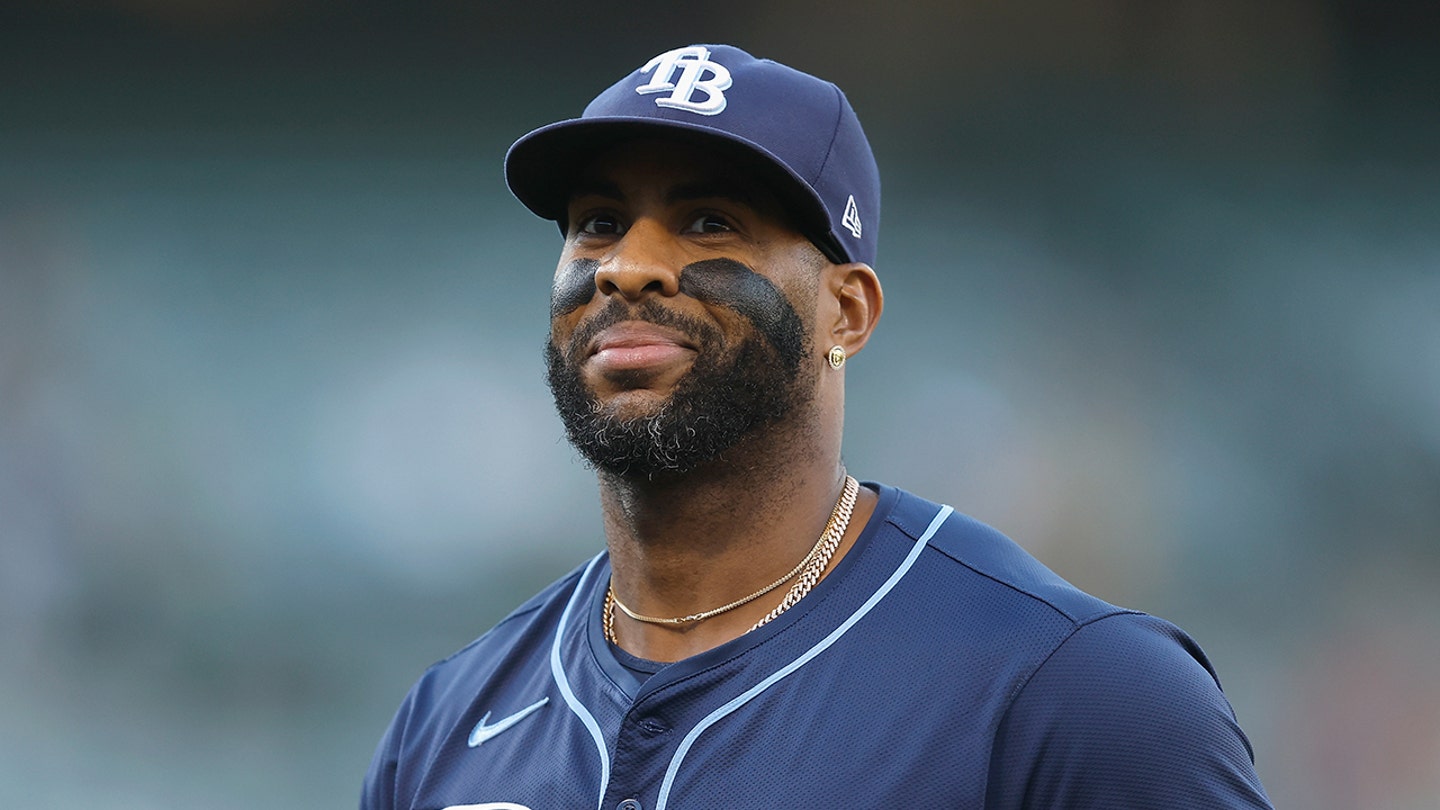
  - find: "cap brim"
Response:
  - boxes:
[504,116,848,263]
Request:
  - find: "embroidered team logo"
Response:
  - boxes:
[635,46,733,115]
[842,194,863,239]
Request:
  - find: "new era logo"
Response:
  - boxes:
[842,195,863,239]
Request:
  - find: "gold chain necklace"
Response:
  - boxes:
[604,475,859,644]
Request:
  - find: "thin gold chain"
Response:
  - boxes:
[605,475,859,643]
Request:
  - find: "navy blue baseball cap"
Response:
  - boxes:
[505,44,880,267]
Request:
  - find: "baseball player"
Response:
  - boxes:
[361,44,1272,809]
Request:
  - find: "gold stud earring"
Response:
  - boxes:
[827,345,847,370]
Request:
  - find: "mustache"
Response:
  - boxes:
[565,297,723,360]
[550,256,806,374]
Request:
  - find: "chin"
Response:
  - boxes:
[593,388,674,419]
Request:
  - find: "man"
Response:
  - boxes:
[362,44,1272,809]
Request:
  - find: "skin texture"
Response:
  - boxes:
[546,138,884,662]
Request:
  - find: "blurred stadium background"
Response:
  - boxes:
[2,1,1438,807]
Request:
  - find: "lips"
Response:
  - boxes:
[586,322,698,373]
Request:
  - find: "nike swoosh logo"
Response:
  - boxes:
[467,697,550,747]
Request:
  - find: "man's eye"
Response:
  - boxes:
[683,214,735,234]
[579,215,624,236]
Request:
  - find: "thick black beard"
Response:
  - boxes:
[545,295,810,481]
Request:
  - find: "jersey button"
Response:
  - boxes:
[617,800,642,810]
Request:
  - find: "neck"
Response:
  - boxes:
[598,425,874,661]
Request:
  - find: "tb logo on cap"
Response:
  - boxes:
[635,46,732,116]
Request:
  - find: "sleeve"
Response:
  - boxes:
[985,613,1273,809]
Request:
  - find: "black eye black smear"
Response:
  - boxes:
[550,258,599,318]
[677,258,807,365]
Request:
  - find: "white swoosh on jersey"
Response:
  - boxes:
[467,697,550,747]
[441,804,533,810]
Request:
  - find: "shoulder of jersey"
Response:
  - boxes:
[888,488,1130,627]
[425,559,592,672]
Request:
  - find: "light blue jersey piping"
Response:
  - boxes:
[549,553,611,810]
[655,504,955,810]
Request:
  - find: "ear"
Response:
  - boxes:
[823,263,883,358]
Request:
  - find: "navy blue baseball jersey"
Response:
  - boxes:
[362,484,1272,809]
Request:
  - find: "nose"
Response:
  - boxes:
[592,219,682,302]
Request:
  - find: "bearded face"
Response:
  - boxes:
[545,258,813,480]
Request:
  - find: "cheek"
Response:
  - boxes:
[550,258,599,318]
[679,258,803,340]
[548,310,584,356]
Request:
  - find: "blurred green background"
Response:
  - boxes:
[2,2,1438,807]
